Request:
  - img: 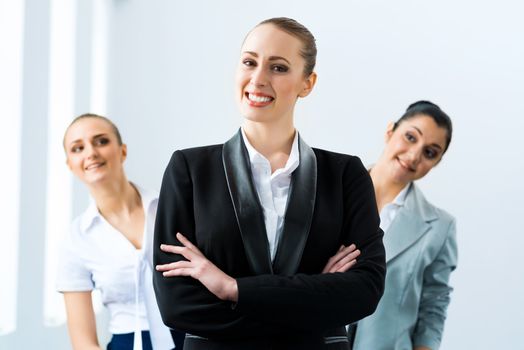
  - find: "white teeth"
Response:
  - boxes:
[248,93,272,103]
[86,163,103,170]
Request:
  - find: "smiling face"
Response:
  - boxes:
[381,114,448,185]
[64,117,126,186]
[235,23,316,125]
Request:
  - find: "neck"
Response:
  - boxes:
[369,159,409,211]
[242,118,295,159]
[88,177,141,217]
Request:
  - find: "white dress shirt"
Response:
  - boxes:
[241,129,299,260]
[56,184,174,350]
[379,183,411,233]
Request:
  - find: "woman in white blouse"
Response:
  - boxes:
[351,101,458,350]
[57,114,183,350]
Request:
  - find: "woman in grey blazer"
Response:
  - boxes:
[351,101,458,350]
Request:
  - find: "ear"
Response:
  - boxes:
[298,72,317,98]
[65,158,73,171]
[385,121,395,142]
[121,144,127,162]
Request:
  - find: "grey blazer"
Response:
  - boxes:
[352,183,458,350]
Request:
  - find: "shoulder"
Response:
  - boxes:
[433,206,455,228]
[409,185,456,247]
[167,144,223,168]
[59,211,90,257]
[179,144,223,156]
[66,215,84,243]
[312,148,366,171]
[413,184,455,225]
[311,149,375,204]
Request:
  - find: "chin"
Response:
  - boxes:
[242,110,272,123]
[85,174,110,186]
[390,170,412,185]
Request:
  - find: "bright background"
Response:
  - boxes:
[1,0,523,348]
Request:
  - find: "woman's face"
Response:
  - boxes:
[235,23,316,124]
[382,114,448,184]
[64,118,126,186]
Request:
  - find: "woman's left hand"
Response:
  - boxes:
[156,232,238,302]
[322,244,361,273]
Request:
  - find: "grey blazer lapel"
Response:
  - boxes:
[272,135,317,275]
[222,130,272,275]
[385,184,438,263]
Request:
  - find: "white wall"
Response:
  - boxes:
[2,0,523,348]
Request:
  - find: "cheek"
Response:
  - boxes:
[386,138,407,156]
[68,158,83,173]
[417,162,434,177]
[235,69,248,89]
[278,81,301,100]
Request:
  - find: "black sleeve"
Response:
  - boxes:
[234,156,386,332]
[153,151,273,339]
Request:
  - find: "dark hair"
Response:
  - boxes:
[393,100,453,152]
[256,17,317,77]
[63,113,123,148]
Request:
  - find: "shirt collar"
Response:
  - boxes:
[241,128,300,175]
[79,199,100,233]
[392,182,411,207]
[79,182,159,234]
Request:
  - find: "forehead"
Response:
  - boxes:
[401,115,448,147]
[241,24,304,60]
[65,118,113,143]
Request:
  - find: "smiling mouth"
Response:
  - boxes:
[246,92,274,106]
[85,162,106,171]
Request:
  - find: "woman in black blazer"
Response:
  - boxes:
[153,17,386,350]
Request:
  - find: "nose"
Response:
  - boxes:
[250,66,268,87]
[406,147,422,167]
[85,143,99,159]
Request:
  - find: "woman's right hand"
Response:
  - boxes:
[157,232,239,302]
[322,244,361,273]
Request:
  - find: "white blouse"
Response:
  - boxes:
[241,129,299,260]
[379,183,411,233]
[56,184,174,349]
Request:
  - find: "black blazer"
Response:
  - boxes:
[153,131,386,349]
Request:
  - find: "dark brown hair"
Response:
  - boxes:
[393,101,453,152]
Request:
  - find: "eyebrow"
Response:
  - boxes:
[409,126,443,150]
[68,133,108,147]
[243,51,291,65]
[412,126,423,136]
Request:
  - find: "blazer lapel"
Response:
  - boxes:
[272,135,317,275]
[222,130,272,275]
[384,184,437,263]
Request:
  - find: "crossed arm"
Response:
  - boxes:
[153,151,385,337]
[156,232,361,302]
